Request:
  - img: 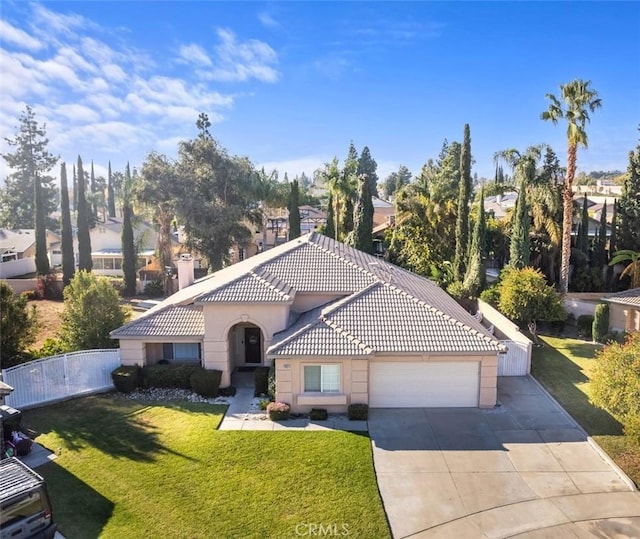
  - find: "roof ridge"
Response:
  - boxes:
[320,317,374,354]
[308,234,382,280]
[251,268,294,299]
[109,304,198,337]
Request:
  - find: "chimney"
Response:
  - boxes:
[177,254,195,290]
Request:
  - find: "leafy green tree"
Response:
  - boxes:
[610,249,640,289]
[418,139,461,204]
[591,332,640,440]
[107,161,116,218]
[348,174,374,253]
[76,155,93,271]
[509,185,530,269]
[593,200,607,270]
[139,152,178,293]
[321,158,344,239]
[497,266,566,342]
[0,282,39,367]
[618,137,640,253]
[60,271,130,350]
[357,146,379,197]
[463,186,486,297]
[453,124,472,281]
[121,163,137,297]
[382,165,412,199]
[342,143,359,236]
[90,160,97,220]
[288,179,301,239]
[576,195,589,257]
[0,106,58,229]
[60,162,75,287]
[607,201,619,290]
[542,79,602,293]
[174,113,262,270]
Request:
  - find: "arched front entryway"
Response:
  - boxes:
[228,322,264,368]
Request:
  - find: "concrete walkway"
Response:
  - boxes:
[369,376,640,539]
[218,370,368,432]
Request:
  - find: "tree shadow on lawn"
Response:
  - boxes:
[38,460,114,539]
[532,342,622,436]
[22,395,207,463]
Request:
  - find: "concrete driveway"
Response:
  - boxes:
[369,376,640,538]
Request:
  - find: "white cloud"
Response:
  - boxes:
[0,20,43,51]
[178,44,212,67]
[206,28,279,83]
[258,12,281,29]
[55,104,100,123]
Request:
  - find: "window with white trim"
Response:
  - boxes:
[303,365,340,393]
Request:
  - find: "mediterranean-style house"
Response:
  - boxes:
[603,287,640,333]
[111,233,504,413]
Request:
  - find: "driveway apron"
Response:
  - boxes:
[369,376,640,538]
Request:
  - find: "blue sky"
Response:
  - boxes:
[1,1,638,187]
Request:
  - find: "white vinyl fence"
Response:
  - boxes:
[498,340,532,376]
[1,349,121,409]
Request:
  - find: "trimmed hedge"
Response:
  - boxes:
[219,386,236,397]
[592,303,610,344]
[309,408,328,421]
[267,401,290,421]
[190,369,222,398]
[348,403,369,421]
[142,364,200,389]
[111,365,141,393]
[254,367,270,397]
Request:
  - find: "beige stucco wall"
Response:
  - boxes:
[119,340,146,366]
[275,352,499,413]
[608,304,640,332]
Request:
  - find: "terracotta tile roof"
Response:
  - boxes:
[111,305,204,338]
[604,287,640,307]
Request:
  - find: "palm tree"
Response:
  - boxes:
[610,250,640,289]
[541,79,602,293]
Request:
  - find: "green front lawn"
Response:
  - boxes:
[22,396,390,539]
[532,335,640,486]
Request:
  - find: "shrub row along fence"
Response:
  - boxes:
[1,349,121,409]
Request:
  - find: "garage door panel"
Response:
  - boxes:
[370,362,479,407]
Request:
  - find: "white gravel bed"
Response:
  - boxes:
[121,387,233,405]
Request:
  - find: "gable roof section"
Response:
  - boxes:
[111,305,204,338]
[197,269,293,303]
[268,283,501,356]
[604,287,640,308]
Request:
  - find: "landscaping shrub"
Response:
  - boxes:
[268,361,276,400]
[144,280,164,298]
[111,365,141,393]
[576,315,594,339]
[591,332,640,440]
[254,366,270,397]
[219,386,236,397]
[479,285,500,307]
[310,408,328,421]
[190,369,222,398]
[142,364,200,389]
[592,304,609,343]
[259,398,270,411]
[267,401,290,421]
[348,403,369,421]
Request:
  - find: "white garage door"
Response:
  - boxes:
[369,362,480,407]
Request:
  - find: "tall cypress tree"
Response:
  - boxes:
[76,156,93,271]
[72,164,77,211]
[577,195,589,257]
[593,200,607,270]
[618,143,640,252]
[453,124,472,281]
[357,146,379,197]
[34,172,50,275]
[463,185,487,296]
[107,161,116,218]
[325,192,335,239]
[350,173,374,253]
[121,163,137,296]
[509,186,530,269]
[90,160,97,221]
[607,201,619,290]
[288,179,301,239]
[60,163,75,286]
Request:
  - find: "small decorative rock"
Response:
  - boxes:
[121,387,232,405]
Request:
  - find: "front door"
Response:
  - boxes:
[244,327,262,364]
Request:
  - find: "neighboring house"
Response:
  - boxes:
[0,229,61,278]
[372,197,395,228]
[603,288,640,333]
[300,205,326,235]
[112,233,504,412]
[483,192,518,220]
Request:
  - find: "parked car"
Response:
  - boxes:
[0,457,57,539]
